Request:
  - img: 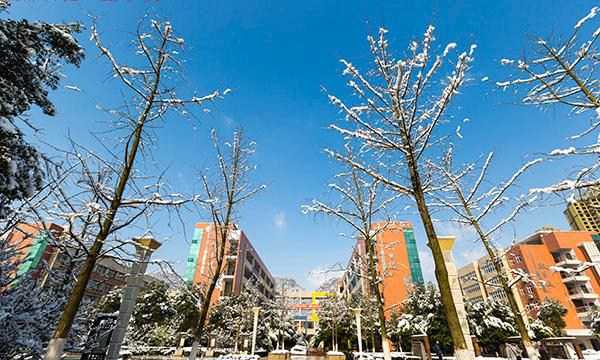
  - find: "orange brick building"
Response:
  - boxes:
[2,222,129,304]
[338,221,424,314]
[459,228,600,348]
[184,223,275,304]
[507,230,600,335]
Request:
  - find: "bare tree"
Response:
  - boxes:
[187,129,265,360]
[44,19,226,359]
[325,26,476,359]
[428,148,542,360]
[303,147,400,360]
[498,6,600,194]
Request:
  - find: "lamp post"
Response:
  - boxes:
[352,308,363,358]
[106,236,161,360]
[251,306,261,355]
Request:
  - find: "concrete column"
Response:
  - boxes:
[106,236,161,360]
[438,236,474,353]
[251,306,260,355]
[353,308,363,357]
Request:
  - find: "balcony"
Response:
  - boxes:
[555,258,582,267]
[569,292,599,301]
[562,275,590,283]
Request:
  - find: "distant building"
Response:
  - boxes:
[3,222,130,304]
[280,288,331,338]
[457,228,600,349]
[565,188,600,232]
[185,222,275,303]
[457,261,487,305]
[338,221,424,314]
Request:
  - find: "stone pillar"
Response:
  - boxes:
[106,236,161,360]
[438,236,474,353]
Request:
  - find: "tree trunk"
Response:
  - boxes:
[405,152,474,360]
[371,332,375,352]
[469,219,539,360]
[189,340,200,360]
[189,271,220,360]
[365,233,392,360]
[44,36,166,360]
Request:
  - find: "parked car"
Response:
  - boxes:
[291,345,308,355]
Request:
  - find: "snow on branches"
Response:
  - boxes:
[499,7,600,196]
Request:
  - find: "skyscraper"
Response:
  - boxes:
[565,187,600,232]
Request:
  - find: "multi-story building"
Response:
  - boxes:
[185,222,275,303]
[565,188,600,232]
[281,288,332,338]
[338,221,424,314]
[3,222,130,304]
[457,228,600,347]
[457,261,487,305]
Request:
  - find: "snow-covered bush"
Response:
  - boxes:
[394,283,452,353]
[466,301,517,355]
[530,299,567,339]
[0,238,65,358]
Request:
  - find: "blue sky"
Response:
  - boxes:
[5,0,598,288]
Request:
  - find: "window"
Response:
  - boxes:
[510,253,523,265]
[223,280,233,296]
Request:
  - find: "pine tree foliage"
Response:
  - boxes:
[0,18,83,118]
[94,282,191,348]
[466,301,517,355]
[530,299,567,339]
[0,121,42,218]
[129,282,177,346]
[0,5,83,217]
[395,283,452,352]
[0,237,65,358]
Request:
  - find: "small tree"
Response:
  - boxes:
[129,282,177,347]
[397,283,452,353]
[45,18,224,359]
[303,148,399,360]
[355,294,382,352]
[534,299,567,338]
[326,26,476,360]
[316,295,355,352]
[188,130,265,360]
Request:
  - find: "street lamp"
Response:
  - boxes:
[352,308,363,359]
[251,306,261,355]
[106,235,161,360]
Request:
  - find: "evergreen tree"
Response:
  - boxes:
[129,282,177,346]
[466,301,517,355]
[396,283,452,353]
[0,5,83,217]
[532,299,567,339]
[0,236,64,357]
